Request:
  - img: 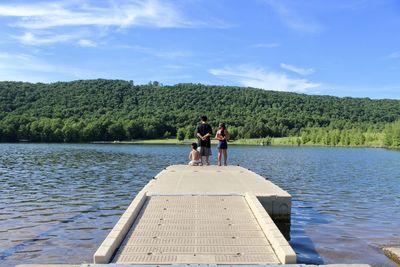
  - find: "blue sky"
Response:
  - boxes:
[0,0,400,99]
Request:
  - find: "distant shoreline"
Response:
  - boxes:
[91,138,388,148]
[2,137,390,148]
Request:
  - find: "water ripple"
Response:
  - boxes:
[0,144,399,267]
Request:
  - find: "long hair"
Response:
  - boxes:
[219,123,226,137]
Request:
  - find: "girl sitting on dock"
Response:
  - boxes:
[215,123,230,166]
[188,143,202,166]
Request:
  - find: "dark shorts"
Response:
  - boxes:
[198,146,212,156]
[218,140,228,149]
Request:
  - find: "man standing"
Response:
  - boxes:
[196,115,212,165]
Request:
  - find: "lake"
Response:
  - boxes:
[0,144,399,266]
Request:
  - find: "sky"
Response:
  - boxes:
[0,0,400,99]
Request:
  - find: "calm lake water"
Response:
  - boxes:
[0,144,399,267]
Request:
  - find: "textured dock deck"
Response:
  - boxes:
[146,165,292,223]
[113,195,280,264]
[94,165,296,265]
[15,167,373,267]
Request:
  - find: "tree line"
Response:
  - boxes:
[0,79,399,147]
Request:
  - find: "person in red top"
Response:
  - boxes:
[196,115,212,165]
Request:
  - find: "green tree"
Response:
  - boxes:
[108,122,125,141]
[177,128,185,141]
[124,121,143,139]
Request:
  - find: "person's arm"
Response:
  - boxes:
[225,130,230,141]
[196,125,206,140]
[204,125,212,139]
[188,151,193,160]
[215,130,222,140]
[196,125,202,139]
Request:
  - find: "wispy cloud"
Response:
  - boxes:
[0,0,219,46]
[13,32,78,45]
[280,63,314,75]
[209,64,320,93]
[0,1,196,29]
[264,0,324,33]
[388,51,400,59]
[77,39,98,47]
[251,43,279,48]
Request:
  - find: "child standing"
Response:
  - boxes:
[215,123,230,166]
[188,143,202,166]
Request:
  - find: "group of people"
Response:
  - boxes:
[188,115,230,166]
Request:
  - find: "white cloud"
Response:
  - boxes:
[0,4,55,17]
[14,32,78,45]
[77,39,97,47]
[388,51,400,59]
[280,63,314,75]
[264,0,323,33]
[0,0,201,30]
[1,0,220,46]
[251,43,279,48]
[209,64,320,93]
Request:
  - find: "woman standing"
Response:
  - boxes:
[215,123,230,166]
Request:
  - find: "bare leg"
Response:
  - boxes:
[217,148,222,166]
[223,149,227,166]
[205,156,210,165]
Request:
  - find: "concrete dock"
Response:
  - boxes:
[383,247,400,265]
[94,165,295,265]
[16,165,373,267]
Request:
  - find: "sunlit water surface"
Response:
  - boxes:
[0,144,399,266]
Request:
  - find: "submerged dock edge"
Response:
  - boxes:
[93,188,149,264]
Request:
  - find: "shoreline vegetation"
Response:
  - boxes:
[0,80,399,148]
[91,134,393,148]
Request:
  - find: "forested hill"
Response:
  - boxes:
[0,79,400,142]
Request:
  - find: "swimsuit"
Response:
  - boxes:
[189,159,202,166]
[218,139,228,149]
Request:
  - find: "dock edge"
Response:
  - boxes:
[245,193,296,264]
[93,189,148,264]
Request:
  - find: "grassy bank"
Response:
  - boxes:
[234,136,386,147]
[94,136,386,147]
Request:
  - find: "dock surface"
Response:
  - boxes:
[15,166,373,267]
[94,165,295,265]
[146,165,292,225]
[113,195,280,264]
[145,165,290,196]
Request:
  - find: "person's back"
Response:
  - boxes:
[190,149,200,161]
[215,123,229,166]
[196,115,212,165]
[188,142,202,166]
[197,123,212,147]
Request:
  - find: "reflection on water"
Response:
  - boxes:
[0,144,399,266]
